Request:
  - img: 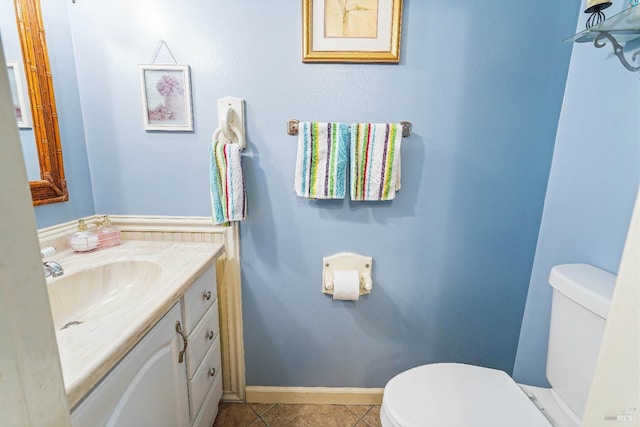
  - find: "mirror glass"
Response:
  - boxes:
[0,2,37,180]
[3,0,68,206]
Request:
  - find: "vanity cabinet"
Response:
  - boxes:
[71,263,222,427]
[71,303,190,427]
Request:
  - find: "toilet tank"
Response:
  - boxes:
[546,264,616,420]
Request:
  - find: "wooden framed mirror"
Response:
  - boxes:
[14,0,67,205]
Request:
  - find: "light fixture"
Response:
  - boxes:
[585,0,612,28]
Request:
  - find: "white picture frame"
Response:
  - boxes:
[139,64,193,131]
[6,60,30,128]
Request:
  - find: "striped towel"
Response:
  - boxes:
[350,123,402,201]
[209,136,246,225]
[294,122,349,199]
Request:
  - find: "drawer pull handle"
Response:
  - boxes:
[175,321,188,364]
[203,290,212,301]
[208,368,216,378]
[206,330,214,340]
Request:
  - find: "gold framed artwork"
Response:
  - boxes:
[303,0,403,63]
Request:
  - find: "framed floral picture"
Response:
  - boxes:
[303,0,403,63]
[6,61,30,128]
[139,64,193,131]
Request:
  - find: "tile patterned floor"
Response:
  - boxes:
[213,402,382,427]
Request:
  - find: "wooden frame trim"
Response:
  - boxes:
[14,0,68,205]
[37,215,246,401]
[245,386,383,405]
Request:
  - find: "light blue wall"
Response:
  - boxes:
[67,0,578,387]
[0,2,95,228]
[513,2,640,387]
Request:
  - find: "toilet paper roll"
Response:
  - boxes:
[332,270,360,301]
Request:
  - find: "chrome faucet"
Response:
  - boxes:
[43,261,64,278]
[41,246,64,278]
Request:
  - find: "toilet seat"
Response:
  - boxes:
[381,363,552,427]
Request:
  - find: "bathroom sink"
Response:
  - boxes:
[47,260,162,330]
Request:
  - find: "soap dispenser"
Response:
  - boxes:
[69,219,99,252]
[97,215,121,248]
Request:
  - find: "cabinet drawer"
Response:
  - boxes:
[182,264,217,334]
[191,374,223,427]
[188,335,221,420]
[186,303,219,379]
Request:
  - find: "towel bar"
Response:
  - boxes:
[287,120,412,138]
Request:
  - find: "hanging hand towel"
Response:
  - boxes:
[294,122,349,199]
[350,123,402,201]
[210,135,246,225]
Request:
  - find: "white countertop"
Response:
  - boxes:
[46,240,224,408]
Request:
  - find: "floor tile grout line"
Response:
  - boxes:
[246,402,261,419]
[347,404,363,427]
[345,404,372,420]
[353,410,367,427]
[361,405,375,426]
[257,402,276,427]
[357,404,370,426]
[259,402,277,417]
[256,406,266,427]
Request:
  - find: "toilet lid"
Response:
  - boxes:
[382,364,552,427]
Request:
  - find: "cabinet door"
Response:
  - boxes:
[72,303,189,427]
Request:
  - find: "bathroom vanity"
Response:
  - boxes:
[46,240,224,427]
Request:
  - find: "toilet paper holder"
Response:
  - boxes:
[322,252,372,296]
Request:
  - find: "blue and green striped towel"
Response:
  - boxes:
[209,137,246,225]
[294,122,349,199]
[350,123,402,201]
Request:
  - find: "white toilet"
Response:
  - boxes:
[380,264,616,427]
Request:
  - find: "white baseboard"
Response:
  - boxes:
[244,386,384,405]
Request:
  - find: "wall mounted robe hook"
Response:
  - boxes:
[217,97,246,149]
[221,107,234,140]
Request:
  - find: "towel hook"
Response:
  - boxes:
[220,107,234,140]
[217,97,246,149]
